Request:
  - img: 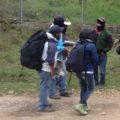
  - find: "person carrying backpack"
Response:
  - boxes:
[74,28,98,115]
[94,18,113,86]
[38,25,63,112]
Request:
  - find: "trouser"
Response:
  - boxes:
[76,72,95,105]
[38,71,51,110]
[94,54,107,85]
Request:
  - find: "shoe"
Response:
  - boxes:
[48,103,53,107]
[60,92,71,97]
[49,95,61,99]
[39,106,55,112]
[83,104,90,112]
[74,104,88,115]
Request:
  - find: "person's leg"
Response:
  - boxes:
[57,56,70,96]
[94,56,99,85]
[99,54,107,85]
[74,73,88,115]
[38,71,54,111]
[49,76,61,99]
[79,75,87,104]
[80,73,95,105]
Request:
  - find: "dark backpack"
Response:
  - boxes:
[20,30,48,70]
[66,41,86,73]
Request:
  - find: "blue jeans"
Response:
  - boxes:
[77,73,95,105]
[38,71,51,110]
[94,54,107,85]
[49,55,67,97]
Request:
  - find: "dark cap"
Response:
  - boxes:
[49,25,63,35]
[53,15,71,27]
[97,17,106,26]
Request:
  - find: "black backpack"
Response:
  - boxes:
[20,30,48,70]
[66,41,86,73]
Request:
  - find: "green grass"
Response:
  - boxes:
[0,24,120,95]
[0,0,120,94]
[0,0,120,25]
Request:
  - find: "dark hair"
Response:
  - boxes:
[79,28,96,40]
[49,25,63,36]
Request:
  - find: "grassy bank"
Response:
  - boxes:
[0,24,120,95]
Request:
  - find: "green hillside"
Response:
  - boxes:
[0,0,120,25]
[0,0,120,94]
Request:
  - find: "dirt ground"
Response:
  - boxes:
[0,89,120,120]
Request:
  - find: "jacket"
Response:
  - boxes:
[41,32,57,72]
[84,39,98,72]
[96,29,113,54]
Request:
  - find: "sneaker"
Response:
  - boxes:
[49,95,61,99]
[83,104,90,112]
[60,92,71,97]
[74,104,88,115]
[39,106,55,112]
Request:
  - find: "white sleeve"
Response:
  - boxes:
[42,42,48,61]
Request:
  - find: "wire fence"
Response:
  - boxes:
[0,0,83,24]
[0,0,120,35]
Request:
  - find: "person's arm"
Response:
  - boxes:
[103,34,113,52]
[47,42,57,78]
[90,44,99,68]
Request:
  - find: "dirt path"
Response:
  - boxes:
[0,89,120,120]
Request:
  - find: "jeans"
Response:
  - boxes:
[38,71,51,110]
[94,54,107,85]
[77,72,95,105]
[49,55,67,97]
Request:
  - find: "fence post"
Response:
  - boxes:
[20,0,23,23]
[80,0,86,24]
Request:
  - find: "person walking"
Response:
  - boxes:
[74,28,98,115]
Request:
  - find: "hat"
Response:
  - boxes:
[53,15,71,27]
[49,25,63,35]
[97,17,106,26]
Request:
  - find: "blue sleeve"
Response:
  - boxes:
[90,44,99,66]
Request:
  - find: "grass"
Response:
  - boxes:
[0,24,120,95]
[0,0,120,25]
[0,0,120,94]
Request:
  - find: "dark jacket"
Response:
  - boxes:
[96,29,113,54]
[83,40,98,71]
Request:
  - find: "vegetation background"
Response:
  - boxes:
[0,0,120,94]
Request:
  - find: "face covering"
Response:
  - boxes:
[97,26,104,32]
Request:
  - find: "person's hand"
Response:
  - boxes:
[114,39,120,45]
[62,47,69,57]
[50,70,55,78]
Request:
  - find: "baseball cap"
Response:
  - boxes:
[49,25,63,35]
[97,17,106,26]
[53,15,71,27]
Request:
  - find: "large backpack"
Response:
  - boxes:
[20,30,48,70]
[66,41,86,73]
